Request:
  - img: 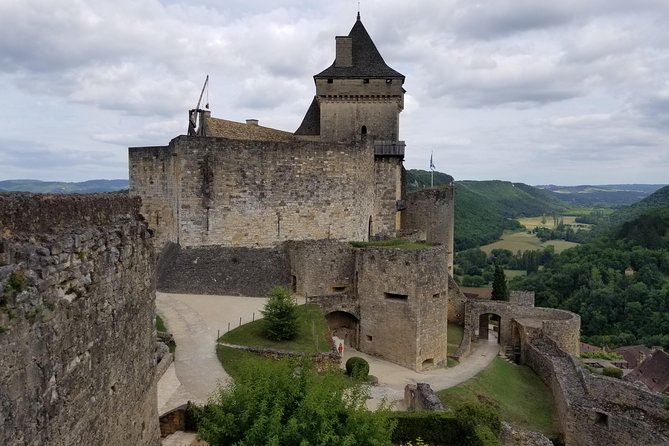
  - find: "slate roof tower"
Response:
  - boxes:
[296,13,405,143]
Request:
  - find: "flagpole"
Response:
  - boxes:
[430,151,435,187]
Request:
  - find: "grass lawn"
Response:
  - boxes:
[518,215,591,231]
[438,357,559,438]
[155,314,167,332]
[447,324,464,356]
[481,230,579,254]
[504,269,526,279]
[220,304,331,353]
[217,346,356,389]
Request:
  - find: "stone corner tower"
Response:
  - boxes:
[295,13,406,144]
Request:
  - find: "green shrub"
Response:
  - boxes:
[454,402,502,445]
[345,356,370,380]
[261,286,298,341]
[390,412,459,444]
[470,425,501,446]
[2,270,29,306]
[602,367,623,379]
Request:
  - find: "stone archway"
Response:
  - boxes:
[478,313,501,344]
[325,311,359,349]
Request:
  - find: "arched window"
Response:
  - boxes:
[361,125,367,136]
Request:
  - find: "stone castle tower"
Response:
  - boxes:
[295,13,405,143]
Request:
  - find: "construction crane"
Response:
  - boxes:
[188,75,209,136]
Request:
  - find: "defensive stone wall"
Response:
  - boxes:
[525,337,669,445]
[373,156,402,238]
[317,98,401,142]
[157,244,290,297]
[447,274,467,325]
[128,146,178,250]
[356,245,449,371]
[403,187,455,274]
[286,240,356,297]
[130,136,377,250]
[465,299,579,355]
[0,193,160,446]
[509,290,535,307]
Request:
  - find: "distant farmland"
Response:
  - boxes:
[481,229,579,254]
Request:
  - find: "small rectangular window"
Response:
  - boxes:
[385,292,408,300]
[332,286,346,293]
[367,335,373,341]
[327,78,333,84]
[433,293,440,299]
[363,79,370,84]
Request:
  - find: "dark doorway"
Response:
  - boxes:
[478,313,501,344]
[326,311,359,349]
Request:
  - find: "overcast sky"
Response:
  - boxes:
[1,0,668,185]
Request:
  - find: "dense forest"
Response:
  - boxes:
[510,207,669,349]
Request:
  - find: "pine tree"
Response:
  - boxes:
[491,265,508,301]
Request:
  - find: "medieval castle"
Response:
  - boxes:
[129,13,455,371]
[0,13,667,446]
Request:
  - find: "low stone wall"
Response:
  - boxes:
[0,193,160,446]
[525,337,669,446]
[217,343,341,371]
[157,244,291,296]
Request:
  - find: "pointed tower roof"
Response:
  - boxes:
[315,15,404,79]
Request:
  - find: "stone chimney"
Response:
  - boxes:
[246,119,259,126]
[335,36,353,67]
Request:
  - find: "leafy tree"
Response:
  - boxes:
[261,286,298,341]
[491,265,508,301]
[196,358,396,445]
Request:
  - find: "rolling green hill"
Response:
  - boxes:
[609,185,669,225]
[406,171,570,250]
[0,179,128,193]
[536,184,665,207]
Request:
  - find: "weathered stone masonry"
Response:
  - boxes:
[0,193,160,446]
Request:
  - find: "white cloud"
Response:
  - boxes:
[0,0,668,185]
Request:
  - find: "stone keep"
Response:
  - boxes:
[129,14,409,250]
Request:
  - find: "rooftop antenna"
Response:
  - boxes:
[188,75,209,136]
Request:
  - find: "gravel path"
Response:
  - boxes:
[156,292,267,415]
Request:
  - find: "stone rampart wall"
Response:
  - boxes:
[356,246,448,370]
[525,337,669,446]
[286,240,356,297]
[128,146,178,251]
[157,244,290,297]
[0,193,160,446]
[373,157,401,238]
[138,136,378,249]
[403,187,454,274]
[509,290,535,307]
[464,300,579,353]
[447,274,467,325]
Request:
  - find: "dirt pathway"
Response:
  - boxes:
[341,335,500,409]
[156,292,267,415]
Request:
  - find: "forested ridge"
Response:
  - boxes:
[510,206,669,349]
[406,170,569,250]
